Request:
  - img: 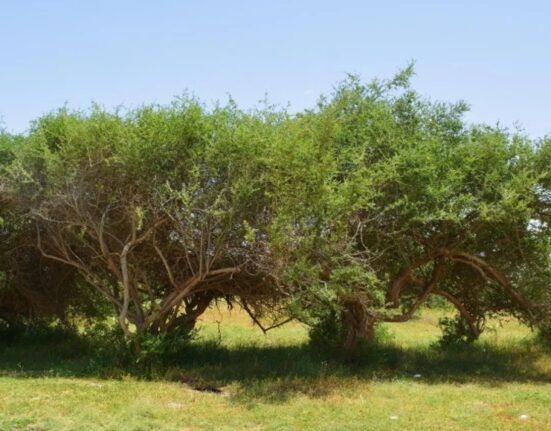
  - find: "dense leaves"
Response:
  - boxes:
[1,69,550,352]
[271,70,551,350]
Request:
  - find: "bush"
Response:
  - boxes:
[438,315,482,347]
[536,319,551,346]
[309,308,394,359]
[133,326,198,368]
[0,320,83,348]
[79,321,198,371]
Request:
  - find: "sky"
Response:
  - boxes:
[0,0,550,137]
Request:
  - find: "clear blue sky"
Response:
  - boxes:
[1,0,549,137]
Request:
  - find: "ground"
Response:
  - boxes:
[0,308,550,431]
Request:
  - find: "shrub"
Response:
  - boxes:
[536,319,551,346]
[438,315,482,347]
[308,307,394,359]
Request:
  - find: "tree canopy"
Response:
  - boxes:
[1,68,550,352]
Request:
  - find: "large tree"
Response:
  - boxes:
[5,101,282,337]
[269,69,551,351]
[2,70,550,351]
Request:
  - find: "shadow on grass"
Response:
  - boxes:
[0,330,549,403]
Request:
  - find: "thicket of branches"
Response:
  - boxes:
[1,68,550,352]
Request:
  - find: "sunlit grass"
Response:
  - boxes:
[0,307,550,430]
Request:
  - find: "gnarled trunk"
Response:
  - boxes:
[342,299,376,355]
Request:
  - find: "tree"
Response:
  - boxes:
[5,101,283,338]
[1,130,95,326]
[1,71,550,353]
[270,69,551,352]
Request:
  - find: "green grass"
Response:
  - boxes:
[0,308,550,430]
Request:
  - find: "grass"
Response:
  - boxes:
[0,308,550,430]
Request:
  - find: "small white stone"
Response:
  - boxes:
[413,374,422,379]
[519,414,529,420]
[389,415,399,420]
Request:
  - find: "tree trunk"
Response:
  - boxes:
[342,300,376,357]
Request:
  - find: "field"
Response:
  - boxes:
[0,308,550,431]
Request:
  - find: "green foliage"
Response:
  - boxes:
[133,325,197,368]
[308,308,393,358]
[77,322,197,372]
[438,315,480,347]
[0,319,84,348]
[0,67,550,355]
[268,68,551,352]
[537,319,551,345]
